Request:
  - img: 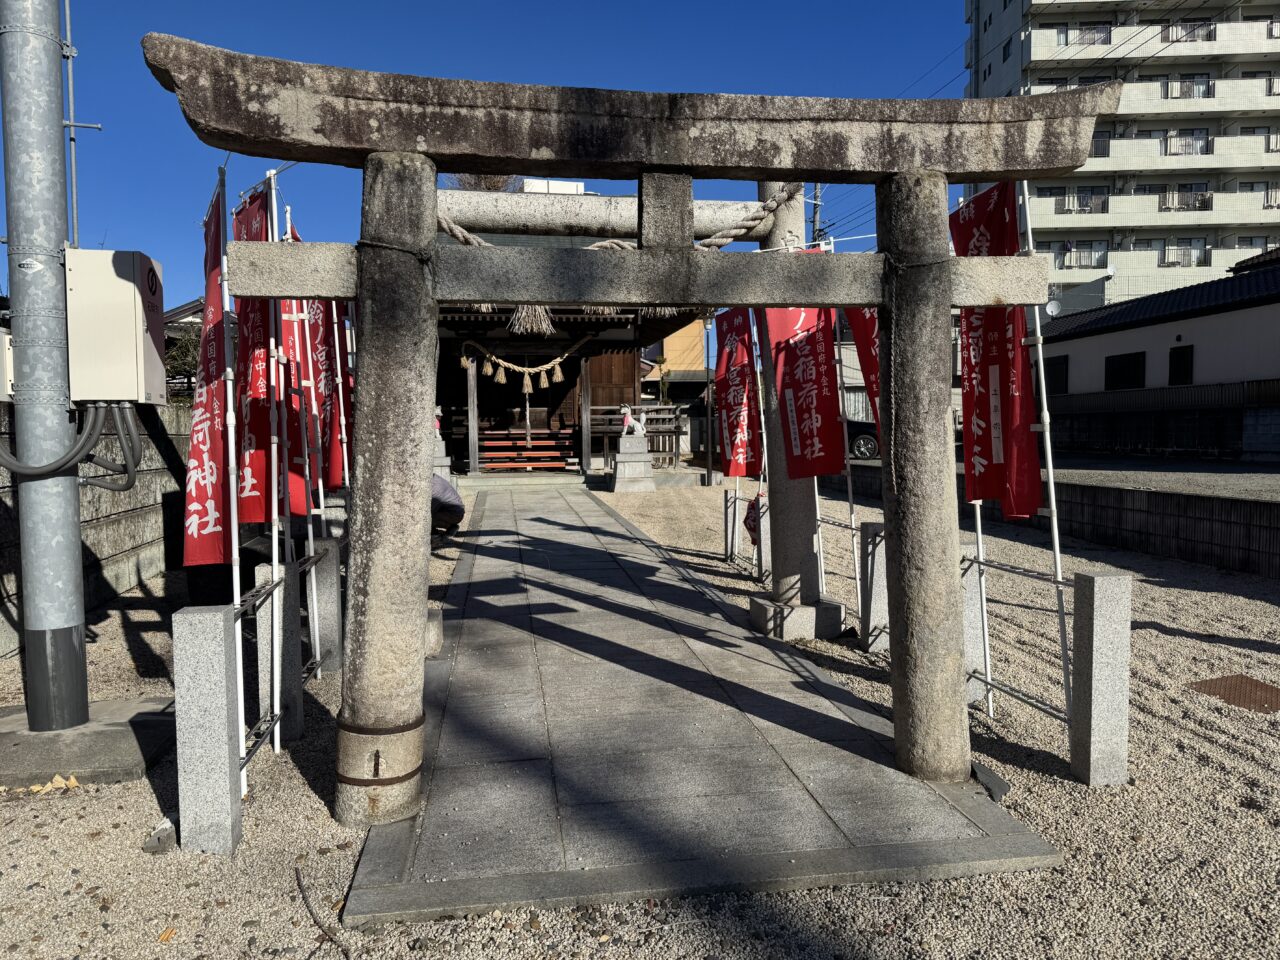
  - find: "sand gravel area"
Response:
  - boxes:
[0,485,1276,960]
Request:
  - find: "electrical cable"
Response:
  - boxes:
[82,404,141,491]
[0,403,105,476]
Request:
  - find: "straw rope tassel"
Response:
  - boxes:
[482,358,494,377]
[493,366,506,384]
[522,371,533,394]
[552,363,564,383]
[539,370,550,389]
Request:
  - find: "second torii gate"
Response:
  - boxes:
[143,32,1120,828]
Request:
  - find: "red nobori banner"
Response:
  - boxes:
[279,297,319,516]
[847,307,882,437]
[757,306,845,479]
[714,308,763,478]
[184,183,232,565]
[949,182,1043,519]
[232,191,273,524]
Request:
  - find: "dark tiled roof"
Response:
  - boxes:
[1043,262,1280,343]
[1230,247,1280,274]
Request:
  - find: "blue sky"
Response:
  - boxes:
[1,0,972,302]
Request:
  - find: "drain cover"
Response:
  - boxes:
[1188,674,1280,714]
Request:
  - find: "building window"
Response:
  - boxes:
[1044,355,1069,396]
[1003,38,1013,62]
[1105,352,1147,391]
[1168,345,1194,386]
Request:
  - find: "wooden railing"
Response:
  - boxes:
[590,404,686,468]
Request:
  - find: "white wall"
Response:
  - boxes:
[1041,300,1280,394]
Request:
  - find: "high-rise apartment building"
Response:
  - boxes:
[967,1,1280,309]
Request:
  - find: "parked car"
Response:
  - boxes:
[846,420,879,460]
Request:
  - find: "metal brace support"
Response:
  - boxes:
[0,22,73,56]
[7,244,65,262]
[1022,334,1044,346]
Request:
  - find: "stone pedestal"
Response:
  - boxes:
[749,596,845,642]
[857,522,889,653]
[173,605,242,856]
[426,608,444,659]
[433,437,453,483]
[960,538,988,705]
[1069,573,1131,787]
[610,434,655,493]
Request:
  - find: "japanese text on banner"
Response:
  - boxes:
[948,181,1043,519]
[183,183,232,565]
[757,306,845,479]
[714,308,763,478]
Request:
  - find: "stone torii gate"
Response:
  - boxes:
[143,33,1119,828]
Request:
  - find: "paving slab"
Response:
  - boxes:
[345,487,1059,926]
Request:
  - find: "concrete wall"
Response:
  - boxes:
[830,463,1280,580]
[1042,303,1280,395]
[0,405,190,658]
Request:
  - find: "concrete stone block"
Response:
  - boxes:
[433,437,453,482]
[426,608,444,659]
[172,604,242,856]
[857,522,889,653]
[610,435,655,493]
[313,538,344,670]
[1069,572,1132,788]
[960,539,987,705]
[280,560,305,743]
[253,564,274,726]
[749,596,844,642]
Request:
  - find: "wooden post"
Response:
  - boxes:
[579,357,592,475]
[466,358,480,475]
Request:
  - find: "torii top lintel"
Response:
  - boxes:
[143,34,1120,184]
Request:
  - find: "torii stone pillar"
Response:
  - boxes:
[144,32,1120,807]
[334,152,440,826]
[876,171,969,781]
[749,185,844,642]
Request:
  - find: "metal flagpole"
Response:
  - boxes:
[832,310,860,611]
[283,210,326,678]
[266,170,289,753]
[331,302,352,487]
[971,499,995,718]
[1019,179,1072,718]
[217,169,248,793]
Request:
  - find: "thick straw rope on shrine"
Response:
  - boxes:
[435,181,805,335]
[459,335,593,393]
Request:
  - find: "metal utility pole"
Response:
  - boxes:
[810,182,824,245]
[1,0,89,730]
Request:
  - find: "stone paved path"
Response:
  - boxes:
[344,488,1056,924]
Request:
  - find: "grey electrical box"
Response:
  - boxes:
[65,249,167,406]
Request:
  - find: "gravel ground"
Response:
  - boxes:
[1,485,1277,959]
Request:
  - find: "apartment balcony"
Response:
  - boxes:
[1031,20,1280,66]
[1079,133,1280,174]
[1042,247,1257,296]
[1029,190,1280,230]
[1032,77,1280,117]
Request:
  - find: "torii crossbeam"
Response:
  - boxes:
[144,33,1119,828]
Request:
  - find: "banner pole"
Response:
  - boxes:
[267,170,289,753]
[971,499,995,718]
[1019,179,1072,719]
[284,212,327,677]
[218,169,248,794]
[332,303,352,487]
